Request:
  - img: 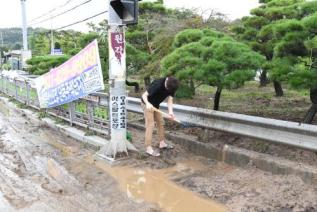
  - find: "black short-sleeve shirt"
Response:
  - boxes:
[142,77,175,108]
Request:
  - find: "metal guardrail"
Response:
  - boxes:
[127,97,317,152]
[0,73,317,152]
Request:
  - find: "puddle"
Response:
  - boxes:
[90,157,227,212]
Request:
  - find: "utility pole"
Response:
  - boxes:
[0,31,3,67]
[50,14,54,55]
[0,31,3,47]
[21,0,28,51]
[97,0,139,162]
[20,0,32,70]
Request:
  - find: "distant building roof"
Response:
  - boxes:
[4,50,22,57]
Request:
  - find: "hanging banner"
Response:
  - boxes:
[109,30,126,79]
[35,40,104,108]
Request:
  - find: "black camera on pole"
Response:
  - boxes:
[109,0,140,25]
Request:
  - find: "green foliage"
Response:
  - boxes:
[79,32,98,47]
[172,29,204,48]
[162,28,265,102]
[139,1,167,15]
[274,31,308,57]
[233,0,317,99]
[175,83,194,98]
[224,69,255,89]
[300,1,317,17]
[29,31,50,56]
[302,11,317,31]
[289,63,317,89]
[126,44,149,74]
[243,16,269,29]
[26,55,70,75]
[1,63,11,70]
[0,28,36,49]
[273,19,304,38]
[161,42,204,80]
[269,57,295,82]
[29,30,84,57]
[126,131,133,142]
[126,30,148,51]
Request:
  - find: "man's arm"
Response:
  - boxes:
[142,91,154,110]
[167,96,175,119]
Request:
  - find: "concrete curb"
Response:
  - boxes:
[171,131,317,184]
[130,122,317,184]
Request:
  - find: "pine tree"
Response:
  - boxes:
[162,29,265,110]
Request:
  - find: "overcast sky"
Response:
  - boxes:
[0,0,259,32]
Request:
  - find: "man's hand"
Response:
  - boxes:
[169,112,176,120]
[146,103,154,110]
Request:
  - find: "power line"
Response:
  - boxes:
[29,0,75,23]
[54,11,107,30]
[30,0,93,27]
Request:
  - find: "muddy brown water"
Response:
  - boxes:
[90,156,226,212]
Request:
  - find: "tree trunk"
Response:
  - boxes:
[273,81,284,97]
[303,88,317,124]
[126,80,140,93]
[144,76,151,88]
[213,87,222,111]
[189,79,195,95]
[259,69,269,87]
[310,87,317,104]
[303,104,317,124]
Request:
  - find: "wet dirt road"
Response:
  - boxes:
[0,103,158,211]
[1,99,317,212]
[0,101,226,212]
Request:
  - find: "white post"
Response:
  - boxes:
[50,14,54,55]
[20,0,31,70]
[96,26,136,162]
[0,31,3,67]
[0,31,3,46]
[20,0,28,51]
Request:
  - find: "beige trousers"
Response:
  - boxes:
[142,103,165,147]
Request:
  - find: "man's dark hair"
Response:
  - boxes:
[166,76,179,94]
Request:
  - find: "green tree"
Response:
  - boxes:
[162,29,265,110]
[29,31,51,56]
[232,0,317,96]
[283,12,317,123]
[26,55,70,75]
[130,0,231,87]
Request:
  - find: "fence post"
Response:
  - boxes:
[3,77,8,94]
[0,74,3,92]
[4,76,7,94]
[87,100,94,129]
[14,78,18,99]
[69,102,75,126]
[25,80,30,106]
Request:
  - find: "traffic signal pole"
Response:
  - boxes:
[97,0,139,162]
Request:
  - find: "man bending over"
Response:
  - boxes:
[141,76,179,157]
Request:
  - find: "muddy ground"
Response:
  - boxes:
[1,100,317,211]
[0,102,160,212]
[130,128,317,212]
[130,81,317,167]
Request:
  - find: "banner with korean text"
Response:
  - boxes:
[35,40,104,108]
